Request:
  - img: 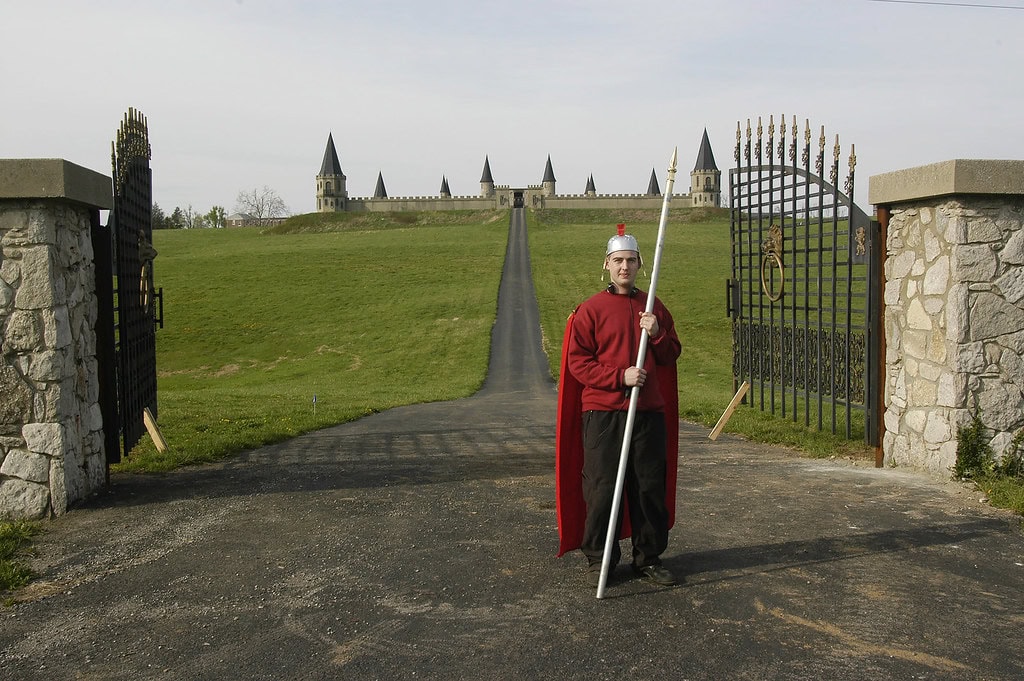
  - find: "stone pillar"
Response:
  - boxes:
[869,160,1024,475]
[0,159,112,519]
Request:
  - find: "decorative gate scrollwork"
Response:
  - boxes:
[727,115,881,445]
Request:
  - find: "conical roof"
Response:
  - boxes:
[480,156,494,183]
[373,171,388,199]
[542,155,556,183]
[693,128,718,171]
[585,174,595,194]
[440,176,451,196]
[647,168,661,195]
[319,133,344,176]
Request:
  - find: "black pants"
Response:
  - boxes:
[580,410,668,568]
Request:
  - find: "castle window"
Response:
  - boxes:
[326,181,332,194]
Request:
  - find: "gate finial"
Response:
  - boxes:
[788,115,798,163]
[735,121,741,164]
[831,134,841,186]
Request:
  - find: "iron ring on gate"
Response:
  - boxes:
[760,252,784,301]
[760,223,785,302]
[140,262,152,314]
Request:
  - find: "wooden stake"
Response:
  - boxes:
[708,381,750,441]
[143,407,169,453]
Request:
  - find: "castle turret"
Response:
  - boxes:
[440,175,451,198]
[480,156,495,198]
[316,133,347,212]
[542,155,556,197]
[585,174,596,197]
[647,168,661,196]
[690,128,721,207]
[373,171,388,199]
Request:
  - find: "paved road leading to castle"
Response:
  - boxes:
[2,209,1023,680]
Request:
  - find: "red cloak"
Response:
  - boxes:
[555,311,679,557]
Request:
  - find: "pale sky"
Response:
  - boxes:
[3,0,1022,216]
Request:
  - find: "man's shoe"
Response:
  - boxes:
[632,563,678,586]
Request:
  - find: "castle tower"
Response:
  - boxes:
[585,174,596,197]
[690,128,721,207]
[542,155,556,197]
[373,171,388,199]
[440,176,451,198]
[480,156,495,198]
[316,133,347,212]
[647,168,661,196]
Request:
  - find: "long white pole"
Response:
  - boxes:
[596,147,678,599]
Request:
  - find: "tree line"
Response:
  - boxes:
[152,186,289,229]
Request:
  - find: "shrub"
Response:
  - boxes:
[953,412,994,480]
[994,429,1024,480]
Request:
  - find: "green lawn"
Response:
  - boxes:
[117,211,509,472]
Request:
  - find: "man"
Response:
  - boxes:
[555,225,681,587]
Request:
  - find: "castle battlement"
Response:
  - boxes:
[553,192,684,200]
[315,132,722,214]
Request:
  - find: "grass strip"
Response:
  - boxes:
[0,521,37,594]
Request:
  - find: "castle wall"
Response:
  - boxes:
[532,194,693,210]
[345,196,502,212]
[342,192,695,213]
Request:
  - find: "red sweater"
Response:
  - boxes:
[566,288,681,412]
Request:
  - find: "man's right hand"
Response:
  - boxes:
[624,366,647,387]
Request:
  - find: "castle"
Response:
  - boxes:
[315,130,721,213]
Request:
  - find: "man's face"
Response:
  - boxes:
[605,249,640,291]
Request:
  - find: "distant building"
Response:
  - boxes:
[225,213,286,228]
[690,128,722,207]
[315,130,721,213]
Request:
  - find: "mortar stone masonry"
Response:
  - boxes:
[880,196,1024,475]
[1,163,109,519]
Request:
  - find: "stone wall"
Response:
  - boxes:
[342,188,697,213]
[0,159,112,519]
[870,160,1024,475]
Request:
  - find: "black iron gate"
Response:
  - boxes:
[727,115,880,446]
[96,108,162,462]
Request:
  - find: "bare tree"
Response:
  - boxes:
[180,205,205,229]
[235,186,289,225]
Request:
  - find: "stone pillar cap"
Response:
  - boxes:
[869,159,1024,206]
[0,158,112,209]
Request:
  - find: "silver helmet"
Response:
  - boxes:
[606,223,641,260]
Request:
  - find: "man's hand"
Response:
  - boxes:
[639,311,660,338]
[624,366,648,387]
